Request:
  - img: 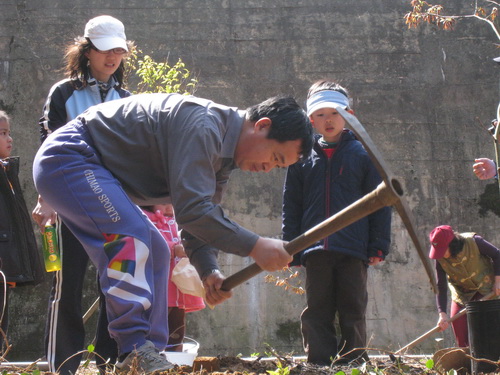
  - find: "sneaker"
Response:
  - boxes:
[116,340,175,374]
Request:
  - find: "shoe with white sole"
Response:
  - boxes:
[116,340,175,374]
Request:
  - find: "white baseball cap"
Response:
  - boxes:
[84,15,128,51]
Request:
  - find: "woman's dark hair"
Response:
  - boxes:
[448,232,465,257]
[63,37,135,88]
[246,95,314,161]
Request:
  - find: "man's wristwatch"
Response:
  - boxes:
[202,268,220,281]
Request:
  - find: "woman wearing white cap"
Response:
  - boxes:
[32,15,136,375]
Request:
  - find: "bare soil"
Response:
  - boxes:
[156,355,431,375]
[2,351,499,374]
[0,355,433,375]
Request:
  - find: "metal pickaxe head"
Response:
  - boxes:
[221,107,437,294]
[337,107,437,294]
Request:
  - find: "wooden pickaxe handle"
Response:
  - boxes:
[395,291,497,354]
[221,178,402,291]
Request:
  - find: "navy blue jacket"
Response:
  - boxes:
[282,129,391,266]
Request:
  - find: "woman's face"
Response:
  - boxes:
[85,47,126,82]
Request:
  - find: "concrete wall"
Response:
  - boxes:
[1,0,499,361]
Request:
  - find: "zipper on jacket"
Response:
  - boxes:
[322,144,341,250]
[324,154,332,249]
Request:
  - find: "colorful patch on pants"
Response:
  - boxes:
[103,233,152,308]
[104,234,137,274]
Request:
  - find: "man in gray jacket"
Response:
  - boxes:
[33,93,313,374]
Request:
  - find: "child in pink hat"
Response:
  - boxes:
[429,225,500,346]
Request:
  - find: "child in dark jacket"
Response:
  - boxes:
[0,110,45,338]
[282,80,392,365]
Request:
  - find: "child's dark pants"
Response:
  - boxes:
[301,251,368,365]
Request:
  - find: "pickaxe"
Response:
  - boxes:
[221,107,437,293]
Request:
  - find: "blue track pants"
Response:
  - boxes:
[33,121,169,355]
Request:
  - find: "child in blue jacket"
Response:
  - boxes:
[282,80,392,365]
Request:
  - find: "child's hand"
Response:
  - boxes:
[173,244,187,258]
[32,195,57,230]
[368,257,383,266]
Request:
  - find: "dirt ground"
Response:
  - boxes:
[2,350,499,374]
[121,353,499,375]
[0,355,434,375]
[191,355,430,374]
[108,355,434,375]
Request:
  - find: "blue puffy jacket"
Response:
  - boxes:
[282,129,391,266]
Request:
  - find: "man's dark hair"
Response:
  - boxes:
[449,232,465,257]
[246,96,314,161]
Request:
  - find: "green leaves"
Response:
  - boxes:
[424,358,434,369]
[267,361,290,375]
[125,48,198,95]
[135,56,198,95]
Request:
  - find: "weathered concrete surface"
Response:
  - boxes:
[1,0,499,361]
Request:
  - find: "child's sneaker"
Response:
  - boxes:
[116,340,175,374]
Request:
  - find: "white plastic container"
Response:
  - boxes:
[161,337,199,366]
